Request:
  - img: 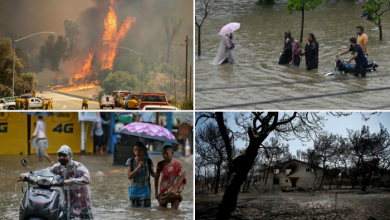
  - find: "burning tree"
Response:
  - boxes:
[365,0,390,41]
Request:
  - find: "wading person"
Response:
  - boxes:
[302,33,319,70]
[356,26,368,57]
[155,145,187,209]
[278,30,294,65]
[210,34,234,65]
[20,145,94,219]
[336,37,368,78]
[29,116,54,163]
[126,142,155,207]
[290,39,302,66]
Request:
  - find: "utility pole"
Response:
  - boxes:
[174,73,177,107]
[185,35,188,100]
[190,66,192,100]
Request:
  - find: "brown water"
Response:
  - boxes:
[0,155,193,220]
[195,0,390,110]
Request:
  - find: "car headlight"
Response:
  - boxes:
[37,176,54,186]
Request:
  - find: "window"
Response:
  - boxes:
[274,169,280,174]
[274,179,279,185]
[285,169,292,175]
[306,168,310,172]
[285,179,288,183]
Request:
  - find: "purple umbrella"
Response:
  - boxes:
[119,122,179,144]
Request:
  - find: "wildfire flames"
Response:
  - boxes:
[52,0,136,92]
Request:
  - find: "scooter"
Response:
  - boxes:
[325,55,378,76]
[18,159,68,220]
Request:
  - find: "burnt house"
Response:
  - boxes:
[261,159,324,189]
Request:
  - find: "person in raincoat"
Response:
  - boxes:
[155,145,186,209]
[210,34,234,65]
[21,145,94,219]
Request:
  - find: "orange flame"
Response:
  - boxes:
[101,0,136,70]
[56,82,97,92]
[52,0,135,92]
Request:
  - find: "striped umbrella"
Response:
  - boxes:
[218,22,240,35]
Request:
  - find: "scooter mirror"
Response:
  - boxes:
[21,159,31,170]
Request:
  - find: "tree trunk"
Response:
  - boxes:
[379,20,382,41]
[264,166,271,186]
[215,162,222,194]
[339,166,346,188]
[300,4,305,43]
[197,25,201,56]
[216,135,267,219]
[329,177,333,190]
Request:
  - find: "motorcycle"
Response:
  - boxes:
[325,55,378,76]
[18,159,68,220]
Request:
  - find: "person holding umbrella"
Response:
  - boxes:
[210,22,240,65]
[126,142,156,207]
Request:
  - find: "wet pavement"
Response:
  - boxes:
[0,154,193,220]
[195,0,390,110]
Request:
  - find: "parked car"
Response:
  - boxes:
[139,93,169,110]
[141,105,178,110]
[0,98,16,110]
[28,98,43,109]
[100,95,115,109]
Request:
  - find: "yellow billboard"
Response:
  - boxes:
[30,112,94,154]
[0,112,28,155]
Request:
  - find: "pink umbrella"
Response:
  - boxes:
[218,22,241,35]
[119,122,179,144]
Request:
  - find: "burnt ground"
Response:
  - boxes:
[196,189,390,220]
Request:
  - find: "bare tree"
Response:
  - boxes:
[195,0,221,56]
[163,14,183,64]
[196,121,226,194]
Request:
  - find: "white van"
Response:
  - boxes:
[100,95,115,109]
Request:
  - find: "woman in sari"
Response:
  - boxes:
[302,33,319,70]
[126,142,155,207]
[278,30,294,65]
[155,145,187,209]
[210,34,234,65]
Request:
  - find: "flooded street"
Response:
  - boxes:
[0,155,193,220]
[195,0,390,110]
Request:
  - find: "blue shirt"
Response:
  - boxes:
[139,112,154,123]
[349,44,367,67]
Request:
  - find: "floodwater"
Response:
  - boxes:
[195,0,390,110]
[0,155,193,220]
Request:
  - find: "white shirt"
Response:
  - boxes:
[33,119,46,139]
[139,112,154,123]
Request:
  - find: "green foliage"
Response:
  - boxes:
[180,98,193,110]
[256,0,275,5]
[101,71,140,94]
[364,0,390,40]
[286,0,324,13]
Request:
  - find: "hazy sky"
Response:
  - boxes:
[196,112,390,156]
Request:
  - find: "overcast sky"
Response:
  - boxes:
[196,112,390,156]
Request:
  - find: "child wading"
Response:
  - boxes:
[290,39,301,66]
[126,142,155,207]
[155,145,187,209]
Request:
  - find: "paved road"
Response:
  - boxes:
[33,91,121,110]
